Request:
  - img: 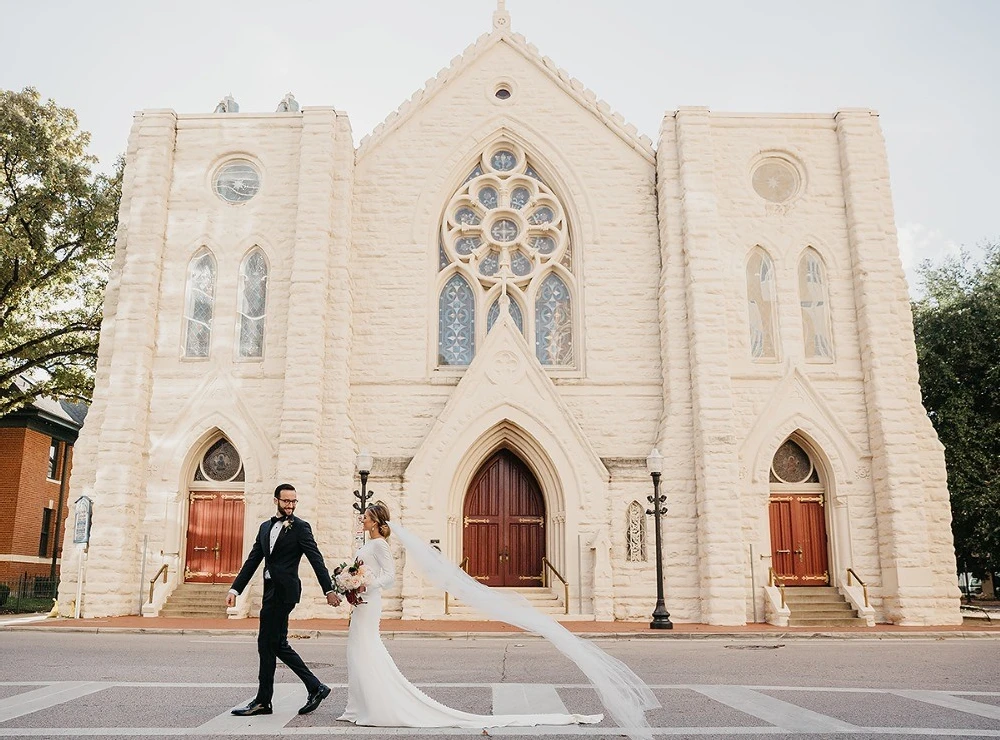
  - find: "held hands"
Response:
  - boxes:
[326,591,342,607]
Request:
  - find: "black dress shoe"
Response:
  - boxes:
[231,701,273,716]
[298,684,331,715]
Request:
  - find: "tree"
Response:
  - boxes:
[912,240,1000,580]
[0,87,122,415]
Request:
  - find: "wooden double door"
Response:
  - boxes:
[768,494,829,585]
[185,492,245,583]
[463,450,546,587]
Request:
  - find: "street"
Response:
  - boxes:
[2,630,999,738]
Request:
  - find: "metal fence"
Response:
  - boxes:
[0,573,58,614]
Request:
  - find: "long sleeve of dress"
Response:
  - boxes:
[369,540,396,591]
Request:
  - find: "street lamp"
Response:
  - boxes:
[353,448,375,523]
[646,447,673,629]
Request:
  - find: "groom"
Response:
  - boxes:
[227,483,341,716]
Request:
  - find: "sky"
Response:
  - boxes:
[4,0,997,294]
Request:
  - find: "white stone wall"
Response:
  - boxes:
[60,28,960,626]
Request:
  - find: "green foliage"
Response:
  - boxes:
[912,241,1000,576]
[0,87,122,415]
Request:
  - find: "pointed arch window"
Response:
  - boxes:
[747,248,778,361]
[626,500,647,562]
[799,248,833,361]
[183,249,217,358]
[237,248,268,359]
[438,273,475,366]
[437,141,577,368]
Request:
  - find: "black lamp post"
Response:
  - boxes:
[646,447,673,629]
[353,449,375,540]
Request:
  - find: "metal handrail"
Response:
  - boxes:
[846,568,869,608]
[148,564,168,604]
[444,557,469,615]
[767,567,786,609]
[541,557,569,615]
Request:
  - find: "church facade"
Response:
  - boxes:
[56,7,961,625]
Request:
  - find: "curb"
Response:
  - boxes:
[5,625,1000,640]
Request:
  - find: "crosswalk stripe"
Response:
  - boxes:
[196,683,301,734]
[890,689,1000,720]
[0,682,108,723]
[492,683,570,714]
[691,685,857,733]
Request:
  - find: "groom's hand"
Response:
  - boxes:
[225,593,236,608]
[326,592,341,607]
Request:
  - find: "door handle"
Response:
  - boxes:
[211,543,221,554]
[776,549,791,554]
[193,546,208,552]
[794,546,804,562]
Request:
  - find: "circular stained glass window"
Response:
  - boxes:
[531,236,556,255]
[490,150,517,172]
[455,236,482,255]
[478,187,499,209]
[490,219,519,242]
[770,439,814,484]
[455,207,481,226]
[752,158,801,203]
[528,206,554,225]
[201,439,243,481]
[214,160,261,203]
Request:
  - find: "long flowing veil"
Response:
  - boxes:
[391,521,660,740]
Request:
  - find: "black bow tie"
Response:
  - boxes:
[271,515,289,524]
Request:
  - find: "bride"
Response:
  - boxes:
[336,502,658,738]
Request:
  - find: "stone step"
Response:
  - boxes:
[158,582,233,618]
[787,603,856,614]
[787,617,869,627]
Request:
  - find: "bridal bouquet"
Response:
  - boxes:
[333,558,370,605]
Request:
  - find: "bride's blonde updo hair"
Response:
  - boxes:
[366,501,391,538]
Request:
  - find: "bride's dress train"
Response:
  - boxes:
[337,537,602,729]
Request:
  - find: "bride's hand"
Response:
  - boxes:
[358,585,366,593]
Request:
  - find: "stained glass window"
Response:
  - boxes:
[487,297,524,334]
[747,248,778,361]
[799,248,833,361]
[770,439,819,484]
[201,438,243,481]
[184,250,216,357]
[535,273,573,365]
[238,249,268,359]
[438,274,475,366]
[438,142,576,368]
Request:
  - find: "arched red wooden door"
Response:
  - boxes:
[463,450,545,587]
[768,438,830,586]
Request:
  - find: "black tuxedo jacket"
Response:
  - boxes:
[231,516,334,605]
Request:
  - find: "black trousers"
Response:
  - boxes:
[255,579,321,704]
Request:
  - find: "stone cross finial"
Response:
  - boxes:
[492,0,510,31]
[276,92,300,112]
[214,94,239,113]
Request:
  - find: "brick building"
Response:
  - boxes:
[57,5,961,625]
[0,397,85,582]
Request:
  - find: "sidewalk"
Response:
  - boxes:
[6,614,1000,639]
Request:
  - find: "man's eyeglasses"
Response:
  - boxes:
[277,499,298,505]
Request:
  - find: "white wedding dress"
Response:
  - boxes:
[337,536,603,729]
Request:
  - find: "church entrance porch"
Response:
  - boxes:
[462,449,545,587]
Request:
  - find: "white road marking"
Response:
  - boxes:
[1,681,998,736]
[492,683,570,714]
[0,681,108,722]
[890,688,1000,720]
[691,685,857,733]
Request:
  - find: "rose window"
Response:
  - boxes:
[438,142,575,367]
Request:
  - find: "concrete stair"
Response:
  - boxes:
[784,586,867,627]
[444,586,592,620]
[158,582,231,618]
